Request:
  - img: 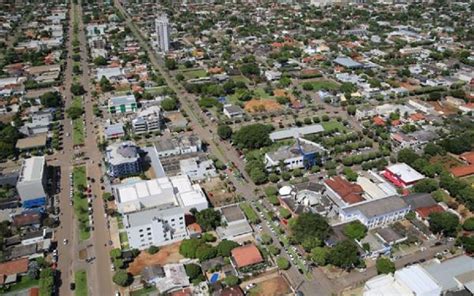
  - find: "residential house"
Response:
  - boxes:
[216,204,252,242]
[0,258,29,286]
[231,244,264,271]
[223,104,244,119]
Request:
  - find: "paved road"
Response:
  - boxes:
[53,1,115,295]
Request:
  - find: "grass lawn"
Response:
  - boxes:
[322,120,346,132]
[240,202,259,224]
[130,286,157,296]
[73,166,90,241]
[72,96,83,109]
[181,68,207,80]
[310,80,340,91]
[119,231,129,248]
[72,118,85,145]
[74,270,88,296]
[231,75,250,84]
[0,276,38,293]
[253,87,272,99]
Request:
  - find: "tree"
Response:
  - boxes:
[413,178,439,193]
[217,240,240,257]
[185,263,203,281]
[195,208,221,231]
[100,76,114,92]
[223,275,240,286]
[302,237,321,252]
[165,58,177,70]
[250,167,268,185]
[66,106,83,119]
[459,235,474,253]
[161,98,178,111]
[347,105,357,115]
[343,221,368,240]
[179,238,202,258]
[261,233,273,245]
[113,270,132,287]
[233,124,273,149]
[217,125,233,140]
[70,83,86,96]
[397,148,419,165]
[268,245,280,255]
[276,256,290,270]
[376,257,395,274]
[328,240,359,269]
[429,212,460,237]
[102,192,113,201]
[147,245,159,254]
[202,232,217,242]
[463,217,474,231]
[290,212,331,244]
[40,91,62,108]
[94,56,108,66]
[279,207,291,219]
[110,248,122,259]
[113,258,124,269]
[424,143,445,156]
[311,247,330,266]
[39,268,55,296]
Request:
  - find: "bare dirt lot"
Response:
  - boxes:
[128,242,183,276]
[245,99,282,113]
[247,276,292,296]
[201,177,239,207]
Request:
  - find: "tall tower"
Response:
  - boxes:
[155,14,170,53]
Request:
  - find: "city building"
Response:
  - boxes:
[339,195,410,229]
[423,255,474,294]
[108,94,137,114]
[154,134,201,158]
[383,163,425,187]
[16,157,47,208]
[132,105,162,134]
[155,14,170,53]
[325,176,365,207]
[179,156,217,181]
[264,138,325,171]
[104,123,125,140]
[105,141,141,178]
[216,204,253,242]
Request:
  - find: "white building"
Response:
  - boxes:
[16,157,47,208]
[339,195,410,229]
[223,104,244,119]
[132,106,162,134]
[108,94,137,114]
[264,70,282,81]
[114,176,208,249]
[180,157,217,181]
[155,14,170,53]
[264,138,325,171]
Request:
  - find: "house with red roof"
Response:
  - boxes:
[415,205,445,221]
[231,244,264,271]
[0,258,29,286]
[324,176,365,207]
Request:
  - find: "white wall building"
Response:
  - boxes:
[16,157,47,208]
[132,106,162,134]
[155,14,170,53]
[180,157,217,181]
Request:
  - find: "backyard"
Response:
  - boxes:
[247,275,292,296]
[73,166,90,240]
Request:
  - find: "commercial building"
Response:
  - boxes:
[216,204,253,242]
[104,123,125,139]
[108,94,137,114]
[154,134,201,158]
[132,106,162,134]
[155,14,170,53]
[325,176,365,207]
[16,157,47,208]
[105,141,141,178]
[423,255,474,293]
[179,156,217,181]
[114,175,208,249]
[269,124,324,141]
[383,163,425,187]
[356,171,397,200]
[339,195,410,229]
[264,138,325,171]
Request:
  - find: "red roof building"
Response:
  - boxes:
[231,244,263,269]
[460,151,474,164]
[373,116,385,126]
[0,258,29,284]
[325,176,365,205]
[415,205,444,219]
[450,165,474,178]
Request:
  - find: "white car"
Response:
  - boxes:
[63,239,68,245]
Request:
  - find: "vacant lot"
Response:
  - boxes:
[247,276,292,296]
[181,68,207,80]
[244,99,282,113]
[201,177,239,207]
[430,154,463,170]
[308,79,340,91]
[128,242,183,276]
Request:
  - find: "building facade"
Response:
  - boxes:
[105,141,141,178]
[155,14,170,53]
[16,157,47,208]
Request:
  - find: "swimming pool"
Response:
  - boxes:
[209,273,220,283]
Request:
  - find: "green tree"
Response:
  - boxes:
[110,248,122,259]
[112,270,132,287]
[232,124,273,149]
[223,275,240,286]
[185,263,203,281]
[376,257,395,274]
[40,91,62,108]
[397,148,419,165]
[290,212,331,244]
[195,208,222,231]
[70,83,86,96]
[94,56,108,66]
[250,167,268,185]
[460,235,474,253]
[429,212,460,237]
[100,76,114,92]
[261,233,273,245]
[311,247,330,266]
[147,245,159,254]
[343,221,367,240]
[463,217,474,231]
[179,238,202,258]
[328,240,359,269]
[39,268,54,296]
[347,105,357,115]
[302,237,321,252]
[217,125,233,140]
[217,240,240,257]
[165,58,177,70]
[279,207,291,219]
[66,106,84,119]
[413,178,439,193]
[161,98,178,111]
[276,256,290,270]
[268,245,280,255]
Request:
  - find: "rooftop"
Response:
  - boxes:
[231,244,263,269]
[385,163,425,183]
[106,141,140,166]
[395,265,441,295]
[221,204,245,223]
[16,134,47,150]
[109,94,136,107]
[18,157,45,183]
[325,176,365,205]
[424,255,474,291]
[269,124,324,141]
[343,195,409,219]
